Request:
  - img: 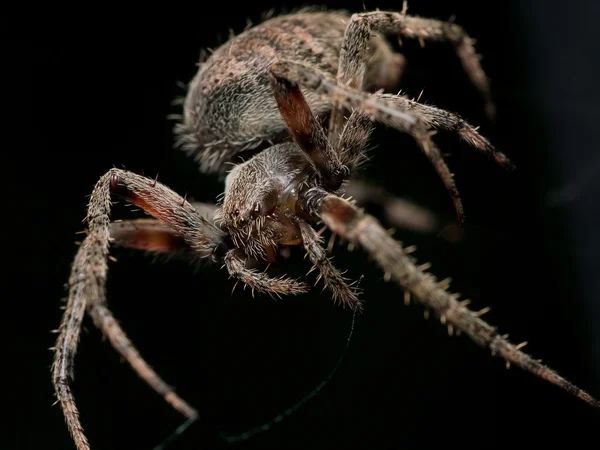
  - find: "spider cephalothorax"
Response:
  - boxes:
[219,143,315,261]
[53,6,599,450]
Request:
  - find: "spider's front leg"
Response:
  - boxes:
[329,6,495,140]
[270,69,458,242]
[299,187,600,408]
[271,61,515,224]
[53,169,224,450]
[376,93,514,170]
[271,61,465,224]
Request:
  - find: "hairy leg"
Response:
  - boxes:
[296,218,362,311]
[335,109,374,170]
[53,169,224,450]
[299,187,599,408]
[279,60,506,171]
[329,8,494,140]
[109,202,220,256]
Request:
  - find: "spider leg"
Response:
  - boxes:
[300,187,600,408]
[329,9,494,140]
[271,60,488,224]
[224,249,309,297]
[296,218,362,311]
[344,179,444,237]
[377,93,514,170]
[53,168,224,450]
[109,219,198,255]
[335,109,374,170]
[269,69,348,190]
[109,202,220,256]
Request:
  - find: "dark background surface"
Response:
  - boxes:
[5,0,600,449]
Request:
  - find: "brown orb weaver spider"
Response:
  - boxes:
[52,5,599,450]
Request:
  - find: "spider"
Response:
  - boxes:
[52,5,599,450]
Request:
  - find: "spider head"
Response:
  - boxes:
[219,143,314,255]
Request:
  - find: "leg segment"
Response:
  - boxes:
[300,187,600,408]
[224,249,309,297]
[86,305,198,419]
[109,202,220,256]
[269,69,348,190]
[109,219,197,255]
[377,93,514,170]
[296,218,362,311]
[53,169,224,450]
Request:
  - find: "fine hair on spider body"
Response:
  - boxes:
[52,4,600,450]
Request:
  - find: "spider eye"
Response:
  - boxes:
[233,209,239,217]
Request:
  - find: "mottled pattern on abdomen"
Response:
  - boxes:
[179,12,352,173]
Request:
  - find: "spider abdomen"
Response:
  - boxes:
[177,10,401,173]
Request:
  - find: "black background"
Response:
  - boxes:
[5,1,600,449]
